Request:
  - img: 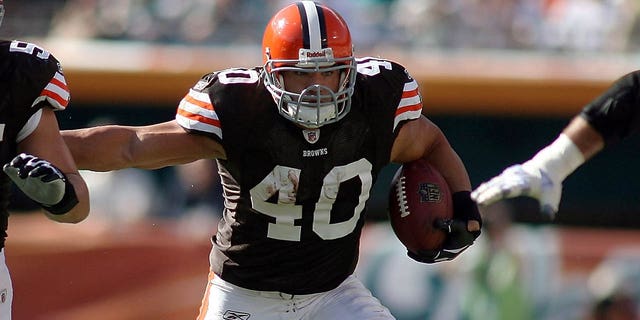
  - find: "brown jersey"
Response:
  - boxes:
[176,57,423,294]
[0,40,70,248]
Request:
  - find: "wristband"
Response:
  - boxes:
[42,179,79,215]
[523,134,585,184]
[452,191,482,231]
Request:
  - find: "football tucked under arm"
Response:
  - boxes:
[388,159,453,253]
[389,158,481,263]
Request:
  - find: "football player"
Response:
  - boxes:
[62,2,481,319]
[0,0,90,318]
[472,70,640,218]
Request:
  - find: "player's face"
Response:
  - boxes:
[281,70,341,98]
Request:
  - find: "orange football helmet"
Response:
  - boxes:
[262,1,357,128]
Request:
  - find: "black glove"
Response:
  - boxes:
[408,191,482,263]
[3,153,78,215]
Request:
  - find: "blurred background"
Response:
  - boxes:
[2,0,640,319]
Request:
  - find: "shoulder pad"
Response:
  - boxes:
[193,72,218,92]
[5,40,69,110]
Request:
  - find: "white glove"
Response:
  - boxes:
[471,163,561,217]
[472,134,585,219]
[3,153,66,206]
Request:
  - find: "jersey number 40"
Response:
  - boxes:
[250,159,373,242]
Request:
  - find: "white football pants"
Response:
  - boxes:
[197,271,395,320]
[0,250,13,320]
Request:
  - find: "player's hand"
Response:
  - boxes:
[3,153,68,206]
[407,219,478,263]
[408,191,481,264]
[471,163,561,218]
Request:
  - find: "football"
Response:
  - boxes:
[388,159,453,252]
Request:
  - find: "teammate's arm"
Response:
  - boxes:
[62,120,226,171]
[13,108,90,223]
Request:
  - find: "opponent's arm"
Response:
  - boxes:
[472,70,640,217]
[563,117,604,159]
[9,108,90,223]
[62,120,226,171]
[392,116,481,263]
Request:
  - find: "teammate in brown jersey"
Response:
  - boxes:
[63,2,481,319]
[0,1,90,318]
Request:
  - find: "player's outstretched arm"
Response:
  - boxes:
[471,116,601,218]
[62,120,226,171]
[473,70,640,218]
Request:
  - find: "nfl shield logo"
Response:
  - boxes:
[418,183,441,203]
[0,289,7,303]
[302,129,320,144]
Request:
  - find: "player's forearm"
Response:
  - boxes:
[62,126,139,171]
[424,135,472,193]
[431,154,471,193]
[44,172,90,223]
[563,116,605,161]
[519,116,601,186]
[513,117,600,188]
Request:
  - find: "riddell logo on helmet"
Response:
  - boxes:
[299,48,334,62]
[306,51,326,58]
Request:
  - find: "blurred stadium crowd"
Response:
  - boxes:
[2,0,639,53]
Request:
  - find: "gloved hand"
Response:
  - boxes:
[471,163,561,218]
[408,191,482,263]
[3,153,77,214]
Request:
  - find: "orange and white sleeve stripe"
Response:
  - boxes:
[176,89,223,140]
[393,79,423,131]
[32,71,70,110]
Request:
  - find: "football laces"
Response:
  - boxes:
[393,175,410,217]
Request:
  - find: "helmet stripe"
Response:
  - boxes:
[316,4,328,49]
[297,1,327,51]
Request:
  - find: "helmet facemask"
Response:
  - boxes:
[263,47,357,129]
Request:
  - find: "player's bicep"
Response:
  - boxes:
[18,108,78,175]
[391,116,440,163]
[395,116,472,193]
